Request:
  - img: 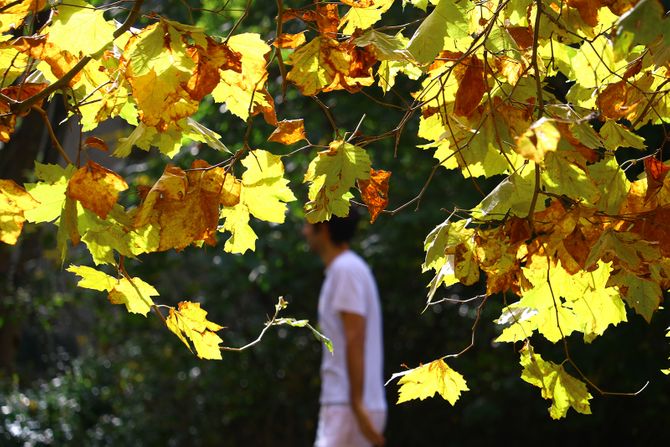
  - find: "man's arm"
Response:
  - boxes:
[341,311,385,446]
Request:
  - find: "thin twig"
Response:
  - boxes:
[32,105,73,165]
[10,0,145,116]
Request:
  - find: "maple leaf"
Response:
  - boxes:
[0,179,39,245]
[304,141,371,223]
[267,119,307,145]
[166,301,224,360]
[607,270,662,323]
[66,161,128,219]
[67,264,158,316]
[0,0,45,34]
[135,161,224,252]
[340,0,394,35]
[515,118,561,164]
[392,359,469,405]
[599,120,646,151]
[286,37,376,96]
[212,33,274,123]
[23,163,76,224]
[453,56,487,118]
[45,0,115,56]
[219,150,296,254]
[520,344,593,419]
[357,168,391,223]
[406,0,468,64]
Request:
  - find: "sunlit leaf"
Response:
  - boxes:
[393,359,469,405]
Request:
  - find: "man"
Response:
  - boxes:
[303,209,387,447]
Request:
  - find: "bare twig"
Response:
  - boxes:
[32,105,73,165]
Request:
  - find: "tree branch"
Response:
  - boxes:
[10,0,145,116]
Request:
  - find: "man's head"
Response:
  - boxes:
[302,208,360,256]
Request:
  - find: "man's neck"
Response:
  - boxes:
[321,243,349,268]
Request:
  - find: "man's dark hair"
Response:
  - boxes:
[319,208,360,245]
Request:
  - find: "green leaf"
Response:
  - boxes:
[519,344,593,419]
[542,152,599,204]
[471,166,539,220]
[587,157,630,215]
[303,141,371,223]
[614,0,669,58]
[599,120,646,151]
[585,230,660,272]
[406,0,468,64]
[23,163,76,223]
[607,271,662,323]
[393,359,469,405]
[274,318,333,353]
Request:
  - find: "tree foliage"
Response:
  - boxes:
[1,0,669,420]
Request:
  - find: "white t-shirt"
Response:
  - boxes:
[318,250,386,411]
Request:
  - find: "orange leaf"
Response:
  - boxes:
[566,0,605,27]
[358,169,391,223]
[454,56,487,118]
[644,157,670,201]
[268,119,307,145]
[13,36,81,85]
[316,3,340,38]
[66,161,128,219]
[0,83,48,142]
[273,32,307,49]
[596,81,644,121]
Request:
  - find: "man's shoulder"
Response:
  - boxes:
[331,250,370,272]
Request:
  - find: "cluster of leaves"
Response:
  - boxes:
[0,0,669,420]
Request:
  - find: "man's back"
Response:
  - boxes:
[317,250,386,412]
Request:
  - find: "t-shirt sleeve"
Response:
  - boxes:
[329,266,366,316]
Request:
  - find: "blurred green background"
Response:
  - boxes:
[1,1,668,445]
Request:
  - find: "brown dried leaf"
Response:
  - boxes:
[357,168,391,223]
[454,56,487,118]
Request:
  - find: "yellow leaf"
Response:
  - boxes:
[134,161,226,252]
[0,0,45,34]
[219,150,295,254]
[67,264,157,316]
[66,161,128,219]
[0,179,39,245]
[219,203,257,254]
[394,359,469,405]
[45,0,115,56]
[515,118,561,164]
[303,141,371,223]
[340,0,394,35]
[166,301,224,360]
[108,276,158,316]
[286,37,376,96]
[520,343,593,419]
[212,33,273,122]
